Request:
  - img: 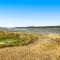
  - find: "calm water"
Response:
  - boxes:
[12,27,60,34]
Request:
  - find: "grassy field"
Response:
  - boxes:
[0,31,60,60]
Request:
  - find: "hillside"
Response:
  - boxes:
[0,34,60,60]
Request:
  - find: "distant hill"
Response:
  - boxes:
[0,26,60,34]
[14,26,60,28]
[0,27,10,32]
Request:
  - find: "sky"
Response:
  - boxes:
[0,0,60,27]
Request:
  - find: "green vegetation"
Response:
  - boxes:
[0,31,60,48]
[0,31,60,60]
[0,31,40,47]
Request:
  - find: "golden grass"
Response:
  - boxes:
[0,33,60,60]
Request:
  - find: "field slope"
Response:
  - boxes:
[0,34,60,60]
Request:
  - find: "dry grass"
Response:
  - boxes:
[0,34,60,60]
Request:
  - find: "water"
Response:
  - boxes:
[12,27,60,34]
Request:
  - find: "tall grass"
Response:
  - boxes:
[0,31,60,60]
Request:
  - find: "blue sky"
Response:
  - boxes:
[0,0,60,27]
